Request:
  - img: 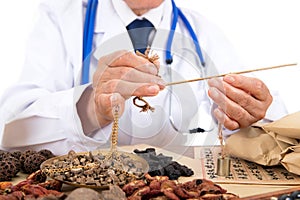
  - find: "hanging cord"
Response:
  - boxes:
[133,49,159,112]
[218,122,225,158]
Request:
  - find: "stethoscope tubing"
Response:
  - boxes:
[82,0,208,133]
[81,0,205,84]
[82,0,98,85]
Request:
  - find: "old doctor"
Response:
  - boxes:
[0,0,286,155]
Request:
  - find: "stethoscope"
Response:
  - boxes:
[82,0,208,133]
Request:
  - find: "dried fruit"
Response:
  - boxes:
[20,150,37,168]
[0,160,17,181]
[134,148,194,180]
[122,174,239,199]
[23,154,47,174]
[0,149,55,181]
[39,149,55,159]
[10,151,22,159]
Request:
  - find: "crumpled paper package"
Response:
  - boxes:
[225,111,300,175]
[263,111,300,139]
[281,145,300,175]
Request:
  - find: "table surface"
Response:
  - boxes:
[11,144,300,199]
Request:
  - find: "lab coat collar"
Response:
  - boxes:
[93,0,133,51]
[89,0,174,65]
[111,0,165,29]
[94,0,125,34]
[93,0,171,33]
[82,0,88,5]
[151,0,173,59]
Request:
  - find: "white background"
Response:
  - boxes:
[0,0,299,113]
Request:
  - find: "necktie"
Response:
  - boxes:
[126,19,154,54]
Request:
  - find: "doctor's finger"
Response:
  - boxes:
[208,87,257,128]
[94,93,125,122]
[100,50,159,75]
[213,107,240,130]
[214,103,256,130]
[223,74,271,101]
[97,66,165,87]
[220,81,269,120]
[207,78,225,93]
[98,80,161,99]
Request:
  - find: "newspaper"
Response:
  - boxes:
[194,146,300,185]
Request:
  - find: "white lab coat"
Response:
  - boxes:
[0,0,287,155]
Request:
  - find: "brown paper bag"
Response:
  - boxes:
[262,111,300,151]
[225,126,282,166]
[266,131,298,151]
[225,111,300,174]
[281,145,300,175]
[263,112,300,139]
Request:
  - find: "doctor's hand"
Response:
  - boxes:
[77,50,165,134]
[207,74,273,130]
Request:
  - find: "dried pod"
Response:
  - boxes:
[3,156,21,175]
[11,150,22,159]
[23,153,47,174]
[0,151,11,159]
[20,150,37,166]
[0,160,17,181]
[38,149,55,159]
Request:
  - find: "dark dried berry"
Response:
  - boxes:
[179,165,194,177]
[196,179,203,185]
[145,148,156,153]
[133,149,147,154]
[134,148,194,180]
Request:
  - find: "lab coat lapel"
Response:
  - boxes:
[151,0,172,76]
[59,0,83,86]
[92,0,133,59]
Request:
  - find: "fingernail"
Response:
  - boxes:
[209,87,219,98]
[214,108,225,122]
[148,65,158,75]
[224,75,235,83]
[152,79,166,86]
[215,109,222,119]
[110,93,118,102]
[147,85,159,93]
[207,78,217,86]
